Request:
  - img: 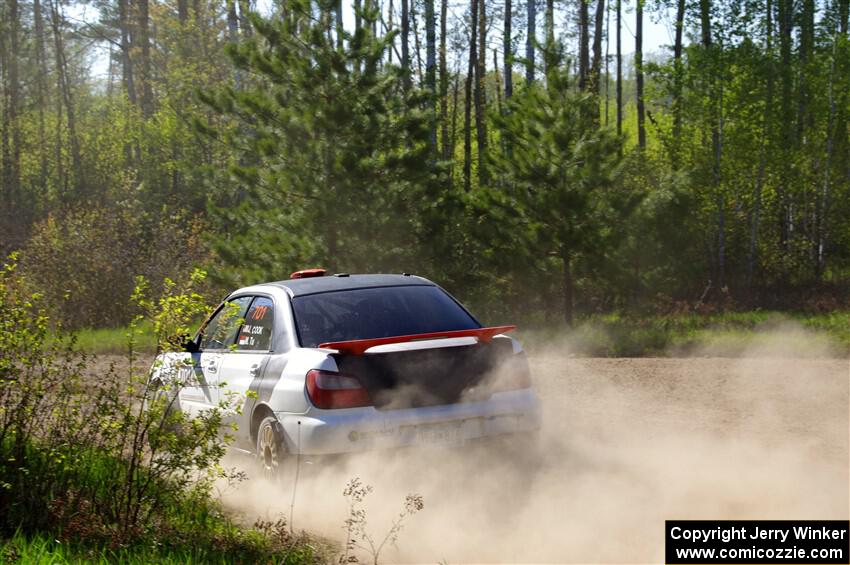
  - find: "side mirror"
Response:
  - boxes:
[182,334,200,353]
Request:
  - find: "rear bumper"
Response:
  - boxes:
[276,389,541,455]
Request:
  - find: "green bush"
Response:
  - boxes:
[0,256,313,562]
[19,206,211,329]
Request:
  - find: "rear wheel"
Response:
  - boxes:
[256,416,287,481]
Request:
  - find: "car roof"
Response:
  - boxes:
[261,274,434,297]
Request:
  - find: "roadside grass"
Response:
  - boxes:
[518,311,850,357]
[1,529,314,564]
[69,322,158,354]
[73,311,850,358]
[1,262,320,565]
[1,440,318,565]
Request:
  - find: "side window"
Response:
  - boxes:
[236,296,274,351]
[199,296,253,350]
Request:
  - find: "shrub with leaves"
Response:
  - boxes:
[0,255,242,550]
[20,206,211,329]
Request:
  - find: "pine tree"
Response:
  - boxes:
[197,0,434,283]
[489,46,628,325]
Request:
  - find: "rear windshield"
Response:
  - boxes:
[291,285,480,348]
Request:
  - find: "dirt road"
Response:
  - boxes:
[222,354,849,563]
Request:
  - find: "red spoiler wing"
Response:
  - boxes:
[318,325,517,356]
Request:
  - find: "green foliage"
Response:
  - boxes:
[4,0,850,330]
[132,269,213,354]
[0,255,312,561]
[485,46,634,323]
[197,2,439,285]
[520,311,850,357]
[59,323,158,355]
[19,206,211,329]
[1,520,315,563]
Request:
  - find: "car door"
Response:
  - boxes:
[181,296,252,415]
[216,296,275,417]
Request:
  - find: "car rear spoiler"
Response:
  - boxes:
[318,325,517,356]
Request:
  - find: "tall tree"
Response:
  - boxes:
[401,0,410,86]
[425,0,437,149]
[545,0,554,78]
[200,4,432,278]
[476,0,488,184]
[797,0,814,142]
[337,0,344,48]
[33,0,50,195]
[439,0,450,159]
[777,0,792,262]
[238,0,253,37]
[747,0,773,290]
[504,0,513,100]
[411,0,424,80]
[491,51,625,326]
[526,0,536,83]
[138,0,154,117]
[1,0,22,231]
[464,0,479,191]
[672,0,685,160]
[635,0,645,149]
[119,0,137,107]
[578,0,590,90]
[590,0,605,96]
[355,0,362,32]
[387,0,394,59]
[616,0,622,138]
[699,0,724,290]
[49,0,83,198]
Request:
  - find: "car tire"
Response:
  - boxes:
[256,416,287,481]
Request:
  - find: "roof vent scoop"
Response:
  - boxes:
[290,268,328,279]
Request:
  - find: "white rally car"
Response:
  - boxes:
[149,270,541,475]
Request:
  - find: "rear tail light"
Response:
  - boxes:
[305,369,372,409]
[491,353,533,392]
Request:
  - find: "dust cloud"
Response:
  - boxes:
[221,324,849,563]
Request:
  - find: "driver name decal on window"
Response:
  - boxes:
[238,297,274,351]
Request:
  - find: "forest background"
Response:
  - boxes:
[2,0,849,352]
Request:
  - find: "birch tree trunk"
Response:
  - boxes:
[700,0,725,291]
[747,0,773,292]
[817,34,839,280]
